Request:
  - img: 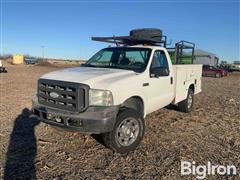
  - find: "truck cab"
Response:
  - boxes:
[32,29,202,153]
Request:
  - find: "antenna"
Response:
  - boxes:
[167,39,172,46]
[113,35,120,47]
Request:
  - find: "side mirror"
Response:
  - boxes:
[150,67,169,77]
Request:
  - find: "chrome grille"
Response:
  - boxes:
[38,79,89,112]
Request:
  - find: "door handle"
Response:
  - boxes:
[170,77,173,84]
[143,83,149,87]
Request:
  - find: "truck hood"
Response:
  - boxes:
[40,67,138,88]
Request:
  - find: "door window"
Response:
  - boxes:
[151,51,169,69]
[90,50,113,66]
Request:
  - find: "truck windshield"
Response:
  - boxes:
[84,47,152,72]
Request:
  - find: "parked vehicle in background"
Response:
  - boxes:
[0,60,7,73]
[25,57,38,64]
[202,65,227,78]
[219,65,232,73]
[219,63,240,73]
[231,66,240,72]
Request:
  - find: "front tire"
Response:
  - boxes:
[178,88,194,113]
[102,109,145,154]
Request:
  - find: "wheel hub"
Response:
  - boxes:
[116,118,140,146]
[188,93,193,109]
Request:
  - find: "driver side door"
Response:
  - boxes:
[145,50,174,113]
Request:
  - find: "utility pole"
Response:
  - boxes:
[41,45,45,60]
[0,0,3,57]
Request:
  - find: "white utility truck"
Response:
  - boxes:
[32,29,202,153]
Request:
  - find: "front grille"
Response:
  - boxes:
[38,79,89,112]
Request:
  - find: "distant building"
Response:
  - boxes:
[193,49,219,66]
[221,61,228,64]
[233,61,240,65]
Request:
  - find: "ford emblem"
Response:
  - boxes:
[49,92,60,98]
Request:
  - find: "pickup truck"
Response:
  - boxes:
[32,29,202,153]
[0,60,7,73]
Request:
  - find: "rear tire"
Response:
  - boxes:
[102,109,145,154]
[215,73,221,78]
[178,88,194,113]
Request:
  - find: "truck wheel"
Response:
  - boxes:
[102,109,145,154]
[178,89,194,113]
[215,73,221,78]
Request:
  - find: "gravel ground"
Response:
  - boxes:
[0,64,240,180]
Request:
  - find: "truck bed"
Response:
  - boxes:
[172,64,202,104]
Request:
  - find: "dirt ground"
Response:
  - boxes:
[0,64,239,180]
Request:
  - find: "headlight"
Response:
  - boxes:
[89,89,113,106]
[32,94,38,107]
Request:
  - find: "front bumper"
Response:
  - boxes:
[32,95,119,134]
[0,67,6,72]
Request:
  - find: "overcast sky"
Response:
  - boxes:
[0,0,239,62]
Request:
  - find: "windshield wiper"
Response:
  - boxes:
[81,64,96,67]
[81,64,142,73]
[106,66,142,73]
